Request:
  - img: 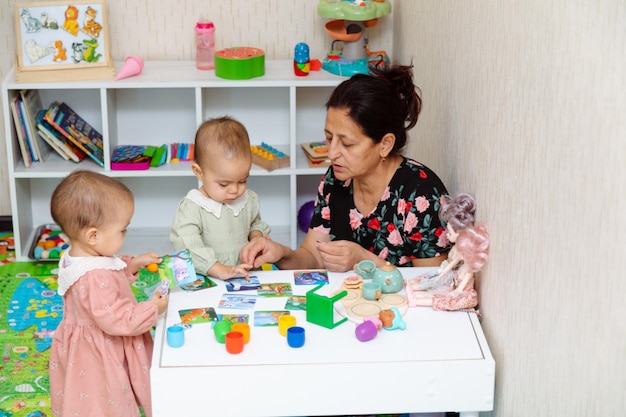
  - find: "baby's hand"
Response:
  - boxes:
[208,262,253,280]
[131,252,162,275]
[150,291,168,315]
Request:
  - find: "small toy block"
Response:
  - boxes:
[250,142,290,171]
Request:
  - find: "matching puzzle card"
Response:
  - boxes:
[257,282,293,297]
[293,270,329,285]
[178,307,217,325]
[216,313,250,324]
[180,274,218,291]
[218,293,258,310]
[225,276,261,292]
[285,295,307,311]
[254,310,290,327]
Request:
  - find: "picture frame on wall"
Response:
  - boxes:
[14,0,115,82]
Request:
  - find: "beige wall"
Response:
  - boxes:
[395,1,625,416]
[1,0,625,416]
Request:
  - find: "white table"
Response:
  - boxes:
[150,268,495,417]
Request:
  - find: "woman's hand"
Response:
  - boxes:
[129,252,162,275]
[240,237,283,269]
[314,240,376,272]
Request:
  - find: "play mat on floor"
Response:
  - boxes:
[0,232,164,417]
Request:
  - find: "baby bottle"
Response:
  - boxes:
[195,21,215,70]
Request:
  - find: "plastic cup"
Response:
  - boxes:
[231,323,250,344]
[278,314,296,336]
[225,331,244,354]
[213,320,232,343]
[362,281,382,300]
[287,326,305,348]
[167,325,184,348]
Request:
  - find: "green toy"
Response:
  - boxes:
[215,47,265,80]
[305,284,348,329]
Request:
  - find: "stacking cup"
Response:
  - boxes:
[278,314,296,336]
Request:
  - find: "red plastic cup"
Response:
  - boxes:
[225,331,244,354]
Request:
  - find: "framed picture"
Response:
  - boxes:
[15,0,115,82]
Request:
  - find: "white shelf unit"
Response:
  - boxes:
[2,61,341,260]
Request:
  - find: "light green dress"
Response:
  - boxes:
[170,189,271,275]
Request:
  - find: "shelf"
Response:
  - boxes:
[3,60,341,259]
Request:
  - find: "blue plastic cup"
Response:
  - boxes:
[287,326,305,348]
[167,325,184,348]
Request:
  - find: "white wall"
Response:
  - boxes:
[395,1,626,416]
[1,0,624,415]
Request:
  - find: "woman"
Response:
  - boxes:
[241,64,450,272]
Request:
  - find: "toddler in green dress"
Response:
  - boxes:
[170,116,271,280]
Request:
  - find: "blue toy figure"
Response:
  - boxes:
[294,42,310,76]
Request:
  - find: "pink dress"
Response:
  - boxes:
[49,253,158,417]
[431,276,478,311]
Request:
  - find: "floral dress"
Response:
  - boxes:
[309,157,450,266]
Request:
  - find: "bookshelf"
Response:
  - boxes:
[2,61,341,260]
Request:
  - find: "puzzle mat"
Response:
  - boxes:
[0,233,160,417]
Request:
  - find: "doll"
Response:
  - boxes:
[406,192,490,311]
[407,192,476,293]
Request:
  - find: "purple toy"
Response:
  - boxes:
[297,200,315,233]
[355,320,378,342]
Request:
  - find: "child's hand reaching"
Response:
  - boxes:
[150,291,168,315]
[129,252,162,275]
[207,262,253,281]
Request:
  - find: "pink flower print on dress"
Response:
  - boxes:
[403,211,418,232]
[381,186,390,201]
[349,208,363,230]
[387,228,403,246]
[321,206,331,221]
[415,196,430,213]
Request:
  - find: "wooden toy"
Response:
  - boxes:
[250,142,290,171]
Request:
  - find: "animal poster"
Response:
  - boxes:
[15,1,113,73]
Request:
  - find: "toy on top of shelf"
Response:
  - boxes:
[294,42,310,76]
[317,0,392,76]
[250,142,290,171]
[215,47,265,80]
[115,56,144,80]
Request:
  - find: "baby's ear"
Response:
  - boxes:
[191,162,203,178]
[84,227,98,245]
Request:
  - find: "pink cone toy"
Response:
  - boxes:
[115,56,144,80]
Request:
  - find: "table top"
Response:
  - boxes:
[155,268,486,367]
[150,268,495,417]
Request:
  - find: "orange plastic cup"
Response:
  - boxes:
[225,331,244,354]
[231,323,250,344]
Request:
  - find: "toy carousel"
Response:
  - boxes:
[317,0,392,76]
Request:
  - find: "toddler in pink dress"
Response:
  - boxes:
[48,170,168,417]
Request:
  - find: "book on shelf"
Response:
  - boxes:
[36,110,85,163]
[44,102,105,167]
[9,94,32,168]
[20,89,48,163]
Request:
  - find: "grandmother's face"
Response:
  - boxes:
[323,107,381,182]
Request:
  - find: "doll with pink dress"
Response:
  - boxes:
[406,193,490,311]
[48,170,168,417]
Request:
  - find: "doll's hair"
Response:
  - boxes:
[194,116,251,167]
[439,192,476,232]
[50,170,134,238]
[325,63,421,154]
[455,223,490,272]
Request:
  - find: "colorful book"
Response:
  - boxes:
[44,101,105,167]
[20,89,47,162]
[9,94,32,168]
[36,110,85,163]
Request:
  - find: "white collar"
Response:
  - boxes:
[185,189,249,217]
[57,250,127,296]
